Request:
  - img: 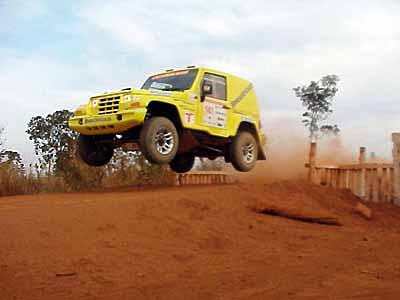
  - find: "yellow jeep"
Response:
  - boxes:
[69,66,266,173]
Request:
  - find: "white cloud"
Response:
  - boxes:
[79,3,158,52]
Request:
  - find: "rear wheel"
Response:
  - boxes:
[230,131,258,172]
[76,135,114,167]
[169,153,195,173]
[140,117,179,164]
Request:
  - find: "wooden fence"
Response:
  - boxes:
[175,171,233,186]
[313,163,395,203]
[308,133,400,206]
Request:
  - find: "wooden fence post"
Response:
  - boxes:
[345,169,350,189]
[308,142,317,182]
[392,133,400,206]
[359,147,366,199]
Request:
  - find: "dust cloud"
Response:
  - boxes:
[228,121,357,184]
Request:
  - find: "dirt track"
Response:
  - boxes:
[1,181,400,300]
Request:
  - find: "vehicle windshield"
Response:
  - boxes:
[141,69,198,91]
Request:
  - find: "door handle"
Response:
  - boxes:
[222,105,231,110]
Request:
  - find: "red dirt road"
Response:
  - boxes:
[1,181,400,300]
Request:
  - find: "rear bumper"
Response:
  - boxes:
[69,108,146,135]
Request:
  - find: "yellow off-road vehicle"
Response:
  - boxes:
[69,66,266,173]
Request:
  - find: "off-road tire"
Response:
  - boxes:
[230,131,258,172]
[76,134,114,167]
[140,117,179,164]
[169,153,195,173]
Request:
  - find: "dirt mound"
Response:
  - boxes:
[1,181,400,299]
[250,180,359,224]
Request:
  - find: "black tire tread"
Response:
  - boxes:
[76,135,113,167]
[169,153,195,173]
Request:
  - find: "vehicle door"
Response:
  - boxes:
[198,72,231,137]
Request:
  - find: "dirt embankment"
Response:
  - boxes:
[1,180,400,300]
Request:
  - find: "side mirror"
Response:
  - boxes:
[203,83,212,94]
[201,81,213,101]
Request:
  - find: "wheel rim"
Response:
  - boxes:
[155,127,174,155]
[242,143,255,163]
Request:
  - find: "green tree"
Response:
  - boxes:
[25,110,172,189]
[0,128,26,196]
[293,75,340,141]
[0,150,24,171]
[26,110,78,176]
[0,128,22,170]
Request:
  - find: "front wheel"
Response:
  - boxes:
[169,153,195,173]
[76,135,114,167]
[229,131,258,172]
[139,117,179,164]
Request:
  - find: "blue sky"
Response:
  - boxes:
[1,0,400,163]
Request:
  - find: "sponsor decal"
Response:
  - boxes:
[203,100,227,129]
[184,111,195,125]
[84,117,111,124]
[152,70,189,80]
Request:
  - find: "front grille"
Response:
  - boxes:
[97,96,121,115]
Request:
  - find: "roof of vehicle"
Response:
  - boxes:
[151,66,249,83]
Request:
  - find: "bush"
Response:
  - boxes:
[0,163,26,196]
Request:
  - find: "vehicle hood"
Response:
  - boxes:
[90,88,184,99]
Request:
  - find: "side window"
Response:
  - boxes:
[203,73,227,101]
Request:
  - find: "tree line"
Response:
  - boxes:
[0,110,175,196]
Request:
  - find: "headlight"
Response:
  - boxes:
[122,95,140,103]
[123,95,132,102]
